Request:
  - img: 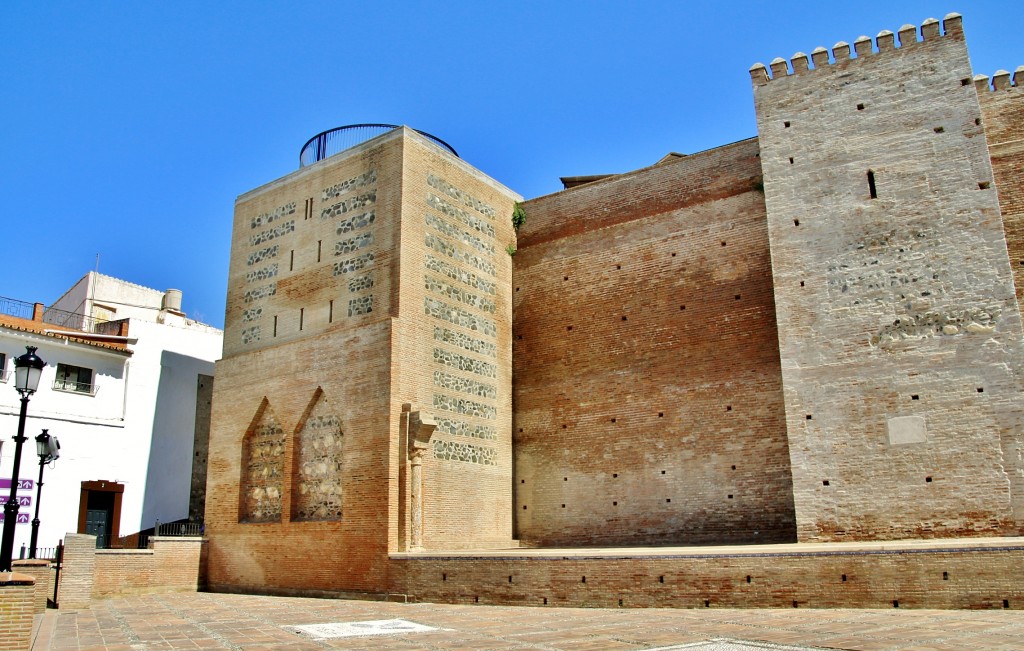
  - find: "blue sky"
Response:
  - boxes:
[1,1,1020,329]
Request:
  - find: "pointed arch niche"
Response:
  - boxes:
[238,398,286,523]
[291,387,345,521]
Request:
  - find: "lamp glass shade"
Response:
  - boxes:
[14,346,45,394]
[36,431,50,458]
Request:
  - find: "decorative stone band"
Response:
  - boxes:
[321,192,376,220]
[243,282,276,304]
[427,193,496,239]
[433,369,497,400]
[424,297,497,338]
[246,264,278,283]
[242,307,263,322]
[333,252,375,276]
[250,201,296,230]
[435,416,497,440]
[425,233,497,277]
[335,210,375,235]
[348,295,373,317]
[249,220,295,247]
[432,347,498,378]
[427,174,497,219]
[750,14,963,85]
[433,438,497,465]
[426,254,497,295]
[321,169,376,202]
[247,245,279,267]
[425,213,495,256]
[335,232,374,257]
[974,68,1024,92]
[425,276,497,314]
[241,326,261,344]
[433,325,497,358]
[348,273,374,293]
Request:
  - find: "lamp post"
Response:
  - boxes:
[0,346,46,571]
[29,429,59,559]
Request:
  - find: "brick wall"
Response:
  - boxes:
[207,131,403,596]
[390,541,1024,609]
[0,572,34,651]
[755,16,1024,541]
[59,533,96,609]
[11,559,50,614]
[513,139,795,546]
[394,134,519,551]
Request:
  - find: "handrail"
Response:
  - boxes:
[299,124,458,167]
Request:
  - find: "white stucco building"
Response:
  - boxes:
[0,273,221,553]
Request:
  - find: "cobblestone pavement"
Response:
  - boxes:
[31,592,1024,651]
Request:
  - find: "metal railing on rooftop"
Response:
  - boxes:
[0,296,37,321]
[299,124,458,167]
[0,294,107,333]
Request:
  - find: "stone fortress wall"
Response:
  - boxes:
[204,14,1024,603]
[753,13,1024,541]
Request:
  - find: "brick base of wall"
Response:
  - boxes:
[0,572,36,651]
[11,559,50,614]
[390,538,1024,609]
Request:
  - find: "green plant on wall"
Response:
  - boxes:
[512,202,526,231]
[505,243,517,257]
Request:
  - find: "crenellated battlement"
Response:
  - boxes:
[750,13,962,85]
[974,67,1024,92]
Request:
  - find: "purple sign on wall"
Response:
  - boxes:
[0,479,34,490]
[0,512,31,524]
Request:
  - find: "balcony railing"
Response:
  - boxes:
[52,378,96,395]
[299,124,458,167]
[0,294,107,333]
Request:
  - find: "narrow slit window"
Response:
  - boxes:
[317,240,322,262]
[299,308,304,331]
[290,250,295,271]
[867,170,877,199]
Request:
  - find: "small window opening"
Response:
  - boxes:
[794,219,800,226]
[1004,599,1010,608]
[977,387,985,393]
[289,250,295,271]
[317,240,322,262]
[979,181,991,190]
[784,121,791,128]
[912,394,919,400]
[728,494,733,499]
[857,103,865,110]
[726,405,732,411]
[943,572,949,580]
[561,504,565,508]
[975,118,982,126]
[823,480,830,486]
[734,294,741,300]
[746,576,751,583]
[926,476,933,483]
[731,465,736,470]
[842,574,847,582]
[273,315,278,337]
[806,414,813,420]
[868,170,878,199]
[961,78,971,86]
[789,157,794,164]
[442,573,447,581]
[893,600,899,608]
[659,575,664,583]
[581,576,586,583]
[934,126,945,133]
[666,498,671,503]
[328,300,334,323]
[508,576,513,583]
[800,281,805,287]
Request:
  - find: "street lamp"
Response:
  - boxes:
[0,345,46,571]
[29,429,59,559]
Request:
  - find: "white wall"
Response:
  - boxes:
[0,330,131,554]
[0,314,222,554]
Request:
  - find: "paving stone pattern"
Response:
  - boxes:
[30,592,1024,650]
